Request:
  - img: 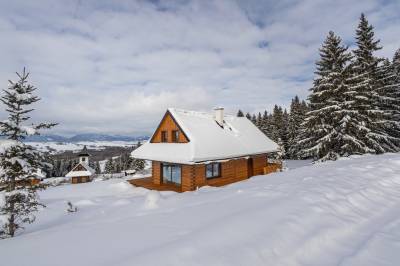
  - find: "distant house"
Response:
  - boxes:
[30,169,46,185]
[66,146,95,184]
[130,108,279,192]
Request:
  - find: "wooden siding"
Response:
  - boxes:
[194,164,206,188]
[264,162,282,174]
[202,158,249,188]
[151,112,189,143]
[135,154,268,192]
[252,154,267,176]
[152,161,161,185]
[181,165,195,191]
[71,176,91,184]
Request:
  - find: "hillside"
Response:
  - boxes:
[24,133,149,143]
[1,154,400,266]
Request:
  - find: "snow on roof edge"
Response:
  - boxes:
[131,108,279,164]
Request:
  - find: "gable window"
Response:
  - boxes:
[162,163,181,185]
[161,131,168,142]
[172,130,179,142]
[206,163,221,179]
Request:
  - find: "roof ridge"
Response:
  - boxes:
[168,107,236,118]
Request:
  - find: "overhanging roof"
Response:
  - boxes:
[131,108,278,164]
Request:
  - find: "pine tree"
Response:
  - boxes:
[376,59,400,140]
[251,114,257,124]
[276,138,285,160]
[260,110,269,135]
[300,31,362,160]
[237,110,244,117]
[261,111,274,139]
[271,105,284,142]
[255,112,263,128]
[394,49,400,74]
[287,96,307,158]
[132,158,145,171]
[94,161,101,174]
[0,69,56,238]
[104,158,114,174]
[349,13,399,152]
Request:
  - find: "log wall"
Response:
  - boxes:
[151,154,268,192]
[152,161,162,185]
[252,154,267,176]
[71,176,91,184]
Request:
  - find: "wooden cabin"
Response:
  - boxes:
[65,146,95,184]
[130,108,280,192]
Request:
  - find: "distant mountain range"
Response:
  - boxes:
[24,133,149,143]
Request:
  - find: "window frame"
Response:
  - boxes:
[162,163,182,185]
[206,163,221,179]
[172,130,179,142]
[161,130,168,142]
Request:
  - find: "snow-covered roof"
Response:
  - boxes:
[65,163,95,178]
[131,108,278,164]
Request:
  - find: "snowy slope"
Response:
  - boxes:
[1,154,400,266]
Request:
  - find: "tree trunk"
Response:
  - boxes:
[7,175,16,237]
[8,213,15,237]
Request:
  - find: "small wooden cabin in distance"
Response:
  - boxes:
[130,107,279,192]
[65,146,95,184]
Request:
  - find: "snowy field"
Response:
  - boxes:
[284,159,313,170]
[1,154,400,266]
[27,141,138,153]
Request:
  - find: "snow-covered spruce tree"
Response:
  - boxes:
[394,49,400,76]
[375,58,400,139]
[270,105,284,142]
[251,114,257,124]
[94,161,101,174]
[236,109,244,117]
[269,105,279,142]
[104,158,114,174]
[132,158,145,172]
[300,31,365,160]
[349,14,400,152]
[0,69,56,238]
[287,96,307,159]
[255,112,263,129]
[261,111,274,139]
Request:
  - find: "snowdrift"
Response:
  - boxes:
[1,154,400,266]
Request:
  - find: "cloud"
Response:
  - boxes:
[0,0,398,135]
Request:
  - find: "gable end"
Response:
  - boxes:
[150,110,190,143]
[71,163,88,172]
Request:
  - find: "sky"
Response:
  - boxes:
[0,0,399,136]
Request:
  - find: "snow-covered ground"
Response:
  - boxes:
[27,141,138,153]
[1,154,400,266]
[284,159,313,170]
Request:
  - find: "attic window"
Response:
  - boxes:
[172,130,179,142]
[161,131,168,142]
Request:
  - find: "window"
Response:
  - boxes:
[161,131,168,142]
[162,163,181,184]
[172,130,179,142]
[81,157,86,162]
[206,163,220,179]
